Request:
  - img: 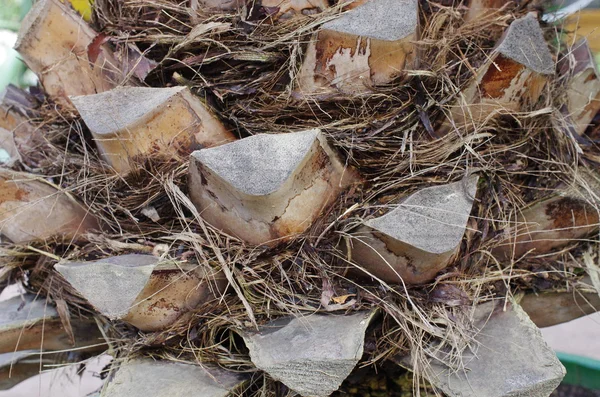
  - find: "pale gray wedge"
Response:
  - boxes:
[347,176,478,284]
[239,311,376,397]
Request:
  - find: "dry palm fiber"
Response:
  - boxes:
[1,0,599,395]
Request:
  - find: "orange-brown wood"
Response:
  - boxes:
[493,195,599,259]
[296,0,418,95]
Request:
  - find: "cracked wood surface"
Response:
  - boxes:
[189,129,357,246]
[347,176,478,285]
[15,0,123,107]
[296,0,418,94]
[55,254,227,332]
[239,311,376,397]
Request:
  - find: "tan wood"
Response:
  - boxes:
[346,177,478,285]
[0,87,38,163]
[520,288,600,328]
[296,0,418,95]
[560,39,600,136]
[465,0,509,22]
[0,170,99,244]
[0,296,105,354]
[258,0,328,19]
[566,10,600,53]
[71,86,235,174]
[493,194,599,259]
[443,13,553,134]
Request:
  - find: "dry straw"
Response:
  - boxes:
[2,0,598,395]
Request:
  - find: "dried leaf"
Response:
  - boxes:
[332,294,355,304]
[87,33,109,65]
[55,297,75,346]
[122,44,158,81]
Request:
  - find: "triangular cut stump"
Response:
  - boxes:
[189,129,357,246]
[14,0,121,107]
[296,0,418,95]
[239,311,375,397]
[447,13,554,132]
[493,194,599,259]
[520,278,600,328]
[404,300,565,397]
[560,39,600,136]
[102,358,247,397]
[0,295,104,354]
[55,254,227,332]
[348,177,477,285]
[71,86,234,175]
[0,170,99,243]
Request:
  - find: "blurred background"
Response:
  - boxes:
[0,0,35,90]
[545,3,600,392]
[0,0,89,91]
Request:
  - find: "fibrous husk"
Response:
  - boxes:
[189,129,357,246]
[1,1,596,396]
